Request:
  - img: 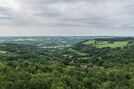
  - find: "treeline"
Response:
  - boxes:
[95,37,134,41]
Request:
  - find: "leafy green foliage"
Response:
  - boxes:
[0,38,133,89]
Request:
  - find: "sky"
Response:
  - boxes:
[0,0,134,36]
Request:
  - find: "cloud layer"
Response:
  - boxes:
[0,0,134,35]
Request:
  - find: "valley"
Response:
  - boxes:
[0,37,133,89]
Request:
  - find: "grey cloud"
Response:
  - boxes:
[0,0,134,30]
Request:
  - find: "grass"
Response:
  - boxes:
[84,40,95,45]
[0,50,7,54]
[84,40,128,48]
[68,48,88,56]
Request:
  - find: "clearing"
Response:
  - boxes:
[83,40,128,48]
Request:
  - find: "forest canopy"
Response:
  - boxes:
[0,37,134,89]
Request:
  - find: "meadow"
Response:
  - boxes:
[84,40,128,48]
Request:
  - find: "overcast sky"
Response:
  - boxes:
[0,0,134,36]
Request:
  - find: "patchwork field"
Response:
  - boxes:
[84,40,128,48]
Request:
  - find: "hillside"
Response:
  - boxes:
[0,38,134,89]
[61,38,134,67]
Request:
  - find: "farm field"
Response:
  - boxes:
[68,48,88,56]
[84,40,128,48]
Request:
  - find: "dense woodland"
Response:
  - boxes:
[0,38,134,89]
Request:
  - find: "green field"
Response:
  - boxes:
[84,40,128,48]
[68,48,88,56]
